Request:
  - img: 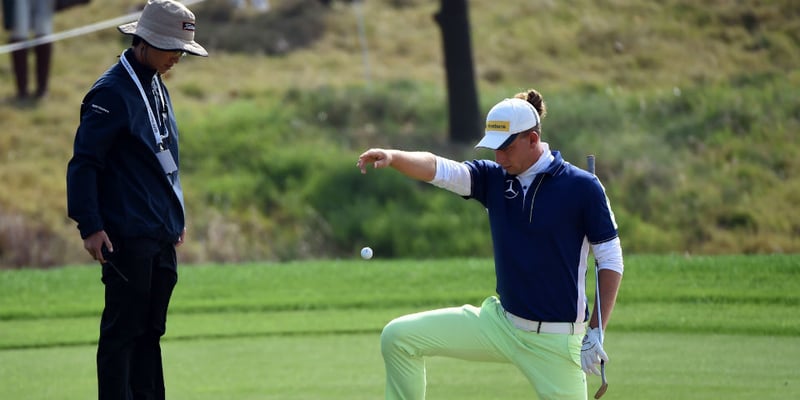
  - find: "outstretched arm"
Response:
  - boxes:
[357,149,438,182]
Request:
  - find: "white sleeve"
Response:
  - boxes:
[592,237,624,275]
[429,156,471,196]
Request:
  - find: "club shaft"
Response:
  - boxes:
[588,154,607,399]
[587,154,602,335]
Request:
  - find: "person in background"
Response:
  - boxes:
[357,89,624,400]
[66,1,207,398]
[231,0,270,13]
[6,0,55,100]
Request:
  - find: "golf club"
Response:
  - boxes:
[105,260,129,282]
[587,154,608,399]
[595,361,608,399]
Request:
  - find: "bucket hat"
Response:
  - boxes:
[118,0,208,57]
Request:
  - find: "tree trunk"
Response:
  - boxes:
[434,0,481,144]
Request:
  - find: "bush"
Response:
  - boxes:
[194,0,329,55]
[175,74,800,262]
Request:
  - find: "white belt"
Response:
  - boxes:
[504,311,585,335]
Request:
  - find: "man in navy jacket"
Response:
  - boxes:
[66,1,207,398]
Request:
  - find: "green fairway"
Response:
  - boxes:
[1,254,798,399]
[1,332,796,399]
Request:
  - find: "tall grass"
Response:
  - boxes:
[1,0,799,267]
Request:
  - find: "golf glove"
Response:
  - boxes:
[581,327,608,375]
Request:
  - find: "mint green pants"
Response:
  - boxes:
[380,296,587,400]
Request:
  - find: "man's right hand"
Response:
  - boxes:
[84,230,113,263]
[357,148,392,174]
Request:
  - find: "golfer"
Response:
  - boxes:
[357,90,624,400]
[66,1,207,398]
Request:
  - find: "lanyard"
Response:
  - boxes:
[120,50,167,149]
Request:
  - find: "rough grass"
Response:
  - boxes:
[1,0,799,266]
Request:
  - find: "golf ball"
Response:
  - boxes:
[360,247,373,260]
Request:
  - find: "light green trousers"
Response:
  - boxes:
[380,296,587,400]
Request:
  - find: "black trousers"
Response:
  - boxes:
[97,238,178,400]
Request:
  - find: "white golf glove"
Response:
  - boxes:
[581,327,608,375]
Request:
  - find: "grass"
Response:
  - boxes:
[2,0,800,266]
[2,332,796,399]
[1,254,799,399]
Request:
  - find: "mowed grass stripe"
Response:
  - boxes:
[0,308,419,350]
[2,299,798,351]
[612,302,799,335]
[617,254,800,305]
[0,259,494,320]
[1,331,797,400]
[2,255,798,320]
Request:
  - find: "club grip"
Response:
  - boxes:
[587,154,596,175]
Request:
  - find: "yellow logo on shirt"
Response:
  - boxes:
[486,121,510,131]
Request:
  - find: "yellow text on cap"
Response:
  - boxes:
[486,121,510,131]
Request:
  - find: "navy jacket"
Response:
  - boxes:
[67,49,185,243]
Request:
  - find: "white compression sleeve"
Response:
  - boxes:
[592,237,624,275]
[429,156,471,196]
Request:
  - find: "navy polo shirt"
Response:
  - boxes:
[465,151,618,323]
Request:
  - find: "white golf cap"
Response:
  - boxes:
[476,98,540,150]
[118,0,208,57]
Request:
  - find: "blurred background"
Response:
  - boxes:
[0,0,798,268]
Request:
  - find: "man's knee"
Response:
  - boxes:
[380,316,415,358]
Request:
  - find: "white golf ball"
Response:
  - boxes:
[360,246,373,260]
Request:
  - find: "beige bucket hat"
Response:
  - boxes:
[118,0,208,57]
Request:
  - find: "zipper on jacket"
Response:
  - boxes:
[528,175,546,223]
[528,163,565,223]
